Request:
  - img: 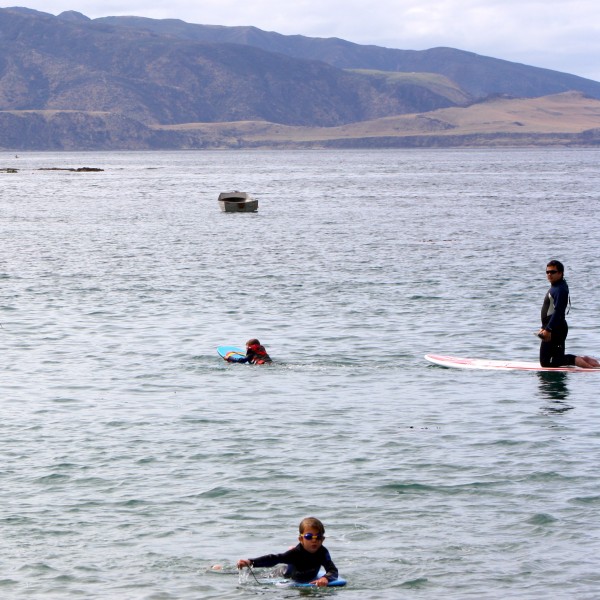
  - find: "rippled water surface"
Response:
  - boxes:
[1,149,600,599]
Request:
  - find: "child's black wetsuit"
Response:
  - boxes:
[249,543,338,583]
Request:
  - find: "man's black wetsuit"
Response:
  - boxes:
[249,543,338,583]
[540,278,576,367]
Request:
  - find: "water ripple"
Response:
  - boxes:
[1,149,600,599]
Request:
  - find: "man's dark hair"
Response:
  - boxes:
[547,259,565,273]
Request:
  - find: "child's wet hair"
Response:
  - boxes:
[299,517,325,535]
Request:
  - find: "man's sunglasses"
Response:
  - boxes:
[546,270,559,275]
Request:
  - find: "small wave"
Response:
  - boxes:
[526,513,557,525]
[18,563,57,574]
[382,481,502,495]
[400,577,429,588]
[570,495,600,505]
[34,473,70,484]
[197,486,234,498]
[113,499,151,508]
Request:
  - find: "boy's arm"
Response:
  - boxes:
[227,355,249,363]
[310,558,338,586]
[321,549,339,582]
[246,552,287,568]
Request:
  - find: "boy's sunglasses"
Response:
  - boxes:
[301,533,324,541]
[546,270,559,274]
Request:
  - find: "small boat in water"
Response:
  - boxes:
[218,191,258,213]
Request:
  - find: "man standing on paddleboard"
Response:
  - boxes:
[538,260,600,369]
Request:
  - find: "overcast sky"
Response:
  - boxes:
[7,1,600,82]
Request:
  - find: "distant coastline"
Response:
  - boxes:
[2,8,600,150]
[2,93,600,150]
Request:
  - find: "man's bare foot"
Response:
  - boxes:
[575,355,600,368]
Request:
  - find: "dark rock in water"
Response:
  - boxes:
[37,167,104,172]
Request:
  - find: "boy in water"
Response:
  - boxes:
[237,517,338,587]
[226,338,272,364]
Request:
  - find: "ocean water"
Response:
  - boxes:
[1,148,599,599]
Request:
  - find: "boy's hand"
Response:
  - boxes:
[538,329,551,342]
[237,559,251,569]
[312,576,329,587]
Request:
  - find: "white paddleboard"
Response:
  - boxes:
[424,354,599,372]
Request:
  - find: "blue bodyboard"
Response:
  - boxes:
[259,577,347,588]
[217,346,245,361]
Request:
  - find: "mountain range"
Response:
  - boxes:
[1,6,600,150]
